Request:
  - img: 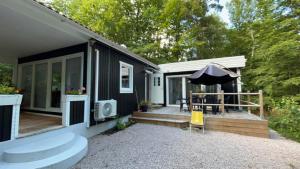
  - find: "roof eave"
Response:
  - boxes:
[31,0,159,69]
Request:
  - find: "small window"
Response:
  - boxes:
[153,77,156,86]
[120,61,133,93]
[157,77,160,86]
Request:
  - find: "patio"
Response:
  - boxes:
[72,124,300,169]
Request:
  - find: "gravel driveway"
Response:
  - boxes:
[73,124,300,169]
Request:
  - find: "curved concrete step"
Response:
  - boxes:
[0,134,88,169]
[3,132,76,163]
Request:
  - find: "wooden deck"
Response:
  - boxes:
[131,107,269,138]
[19,112,62,137]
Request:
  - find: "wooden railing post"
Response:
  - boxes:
[221,90,225,114]
[189,90,193,112]
[259,90,264,119]
[247,90,251,114]
[190,90,193,112]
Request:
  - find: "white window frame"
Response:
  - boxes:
[17,53,84,113]
[119,61,133,93]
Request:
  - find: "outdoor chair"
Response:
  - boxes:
[205,95,220,114]
[190,111,205,134]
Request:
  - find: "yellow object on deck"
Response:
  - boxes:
[190,111,204,133]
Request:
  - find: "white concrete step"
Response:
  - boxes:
[0,133,88,169]
[3,132,76,163]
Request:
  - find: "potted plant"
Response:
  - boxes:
[139,100,150,112]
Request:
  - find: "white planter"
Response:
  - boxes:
[62,95,89,127]
[0,94,23,140]
[0,94,22,106]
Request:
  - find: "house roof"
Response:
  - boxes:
[158,56,246,73]
[11,0,158,69]
[35,0,158,69]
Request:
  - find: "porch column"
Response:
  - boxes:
[236,69,242,110]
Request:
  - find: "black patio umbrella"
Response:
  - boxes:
[188,64,239,85]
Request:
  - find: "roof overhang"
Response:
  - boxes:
[158,56,246,73]
[0,0,158,69]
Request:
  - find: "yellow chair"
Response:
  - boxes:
[190,111,205,134]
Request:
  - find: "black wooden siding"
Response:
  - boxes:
[0,105,13,142]
[69,101,85,125]
[90,43,148,125]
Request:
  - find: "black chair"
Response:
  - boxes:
[205,95,220,114]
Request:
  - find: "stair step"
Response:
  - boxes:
[133,112,191,121]
[3,133,76,163]
[130,116,189,128]
[0,134,88,169]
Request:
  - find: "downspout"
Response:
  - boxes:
[94,49,99,102]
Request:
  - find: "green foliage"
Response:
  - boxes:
[0,63,13,86]
[139,100,151,106]
[269,98,300,142]
[48,0,227,63]
[116,119,127,130]
[116,119,135,131]
[0,84,17,94]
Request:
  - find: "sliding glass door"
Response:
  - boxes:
[168,77,182,105]
[50,62,62,108]
[21,65,32,108]
[34,63,48,108]
[18,53,83,113]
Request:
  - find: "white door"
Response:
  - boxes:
[151,72,164,104]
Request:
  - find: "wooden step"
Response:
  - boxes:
[130,116,189,128]
[205,117,269,138]
[205,126,269,138]
[133,112,191,121]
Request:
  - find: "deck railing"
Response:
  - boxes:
[189,90,264,119]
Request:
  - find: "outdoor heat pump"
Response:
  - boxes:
[94,100,117,121]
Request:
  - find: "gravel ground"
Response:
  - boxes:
[73,124,300,169]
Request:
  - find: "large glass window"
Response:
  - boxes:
[21,65,32,107]
[51,62,62,108]
[34,63,48,108]
[168,77,182,105]
[65,57,82,91]
[120,61,133,93]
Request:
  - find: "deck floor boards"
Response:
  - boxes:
[19,112,62,136]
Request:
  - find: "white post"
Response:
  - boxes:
[236,69,242,110]
[62,95,89,127]
[0,95,22,140]
[62,95,70,127]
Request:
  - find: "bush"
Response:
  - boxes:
[0,84,18,94]
[269,97,300,142]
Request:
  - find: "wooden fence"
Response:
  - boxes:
[189,90,264,119]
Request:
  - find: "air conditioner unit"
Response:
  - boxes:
[94,100,117,121]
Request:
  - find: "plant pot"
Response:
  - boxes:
[140,105,148,112]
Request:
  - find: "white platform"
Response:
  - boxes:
[0,132,87,169]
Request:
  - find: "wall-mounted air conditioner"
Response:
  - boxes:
[94,100,117,121]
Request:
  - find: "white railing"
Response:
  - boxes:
[61,95,89,127]
[189,90,264,119]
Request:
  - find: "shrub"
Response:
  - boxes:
[0,85,18,94]
[269,97,300,142]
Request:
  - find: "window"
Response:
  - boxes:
[120,61,133,93]
[157,77,160,86]
[153,77,156,86]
